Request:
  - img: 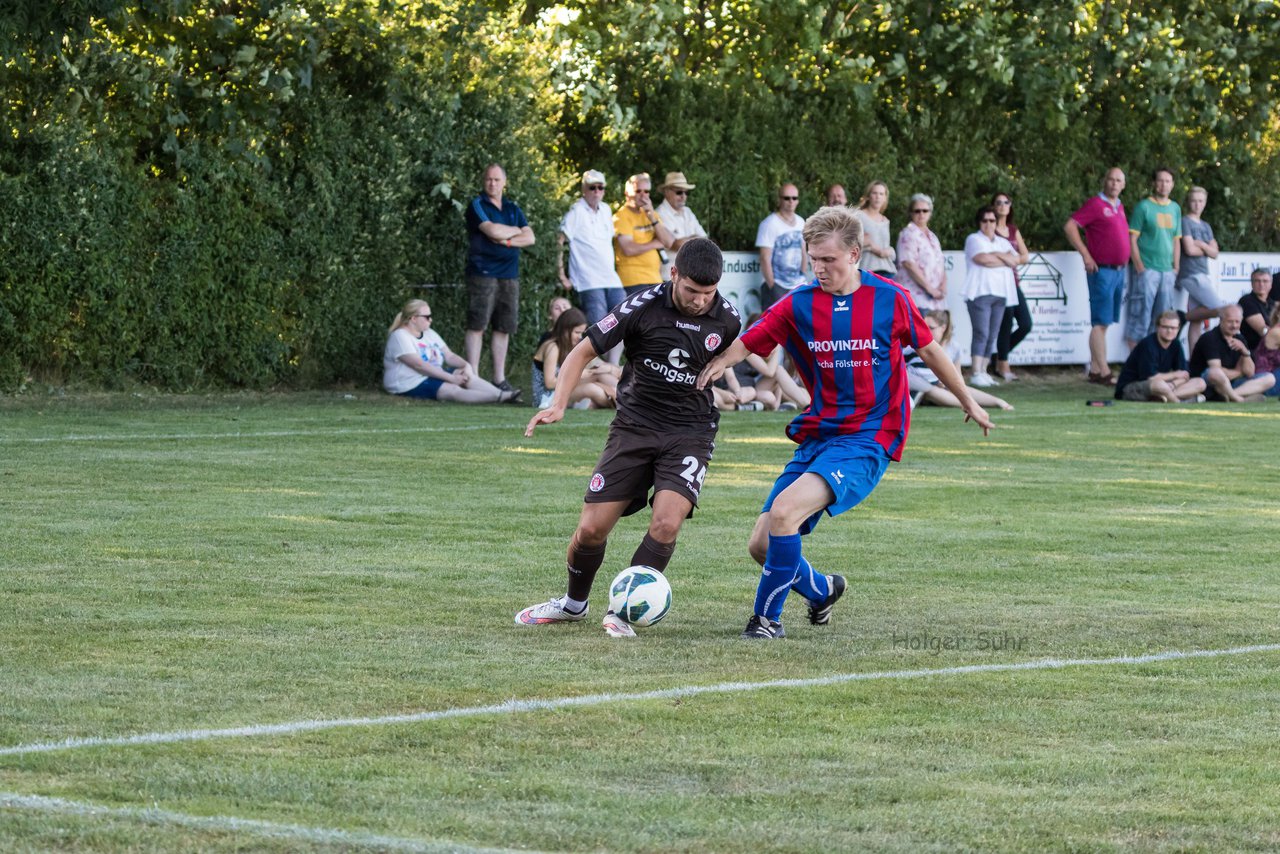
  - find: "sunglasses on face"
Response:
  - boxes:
[980,218,996,224]
[780,195,799,201]
[585,184,605,191]
[912,209,931,214]
[671,189,688,196]
[415,313,432,320]
[994,199,1011,206]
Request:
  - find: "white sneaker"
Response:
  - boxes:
[515,597,588,626]
[601,611,637,638]
[970,372,996,388]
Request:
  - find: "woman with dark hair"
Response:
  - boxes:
[991,192,1032,381]
[963,206,1020,387]
[531,307,615,409]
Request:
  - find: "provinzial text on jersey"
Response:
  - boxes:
[807,339,880,353]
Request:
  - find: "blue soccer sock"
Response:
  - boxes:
[754,533,802,622]
[790,556,830,603]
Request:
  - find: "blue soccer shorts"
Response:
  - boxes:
[761,434,891,535]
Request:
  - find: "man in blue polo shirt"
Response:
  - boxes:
[464,163,536,395]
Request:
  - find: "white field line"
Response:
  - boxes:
[3,643,1277,760]
[0,792,528,854]
[0,422,599,445]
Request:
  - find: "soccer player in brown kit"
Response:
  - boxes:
[516,238,742,638]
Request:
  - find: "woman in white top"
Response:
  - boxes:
[382,299,520,403]
[855,180,896,276]
[962,207,1020,388]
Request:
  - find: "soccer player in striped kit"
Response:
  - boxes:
[698,206,994,639]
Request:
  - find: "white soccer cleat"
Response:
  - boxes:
[601,611,637,639]
[515,597,589,626]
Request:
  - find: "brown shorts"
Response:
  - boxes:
[585,420,715,517]
[465,275,520,334]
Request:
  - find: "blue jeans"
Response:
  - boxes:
[966,295,1006,359]
[578,287,626,326]
[1125,269,1176,342]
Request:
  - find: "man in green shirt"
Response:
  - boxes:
[1126,167,1182,349]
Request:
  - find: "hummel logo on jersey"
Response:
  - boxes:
[675,321,701,331]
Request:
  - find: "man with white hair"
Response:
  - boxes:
[558,169,625,328]
[1188,304,1275,401]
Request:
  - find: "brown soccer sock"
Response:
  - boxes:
[629,533,676,573]
[566,538,607,602]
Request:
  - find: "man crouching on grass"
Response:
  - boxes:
[697,206,994,639]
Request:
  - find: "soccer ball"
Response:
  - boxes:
[607,566,672,627]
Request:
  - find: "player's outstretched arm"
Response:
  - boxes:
[696,339,751,390]
[525,336,600,437]
[916,341,995,435]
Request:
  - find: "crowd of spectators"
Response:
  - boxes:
[382,163,1279,408]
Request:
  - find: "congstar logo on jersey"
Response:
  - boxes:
[643,348,697,385]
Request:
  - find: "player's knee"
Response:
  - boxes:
[573,524,609,548]
[647,516,682,543]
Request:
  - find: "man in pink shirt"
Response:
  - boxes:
[1065,167,1131,384]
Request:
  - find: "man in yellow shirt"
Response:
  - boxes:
[614,172,675,297]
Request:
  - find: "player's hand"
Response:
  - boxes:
[963,402,995,436]
[696,359,726,390]
[525,406,565,437]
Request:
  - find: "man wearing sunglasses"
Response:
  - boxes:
[655,171,708,282]
[558,169,626,333]
[518,238,742,639]
[756,183,809,308]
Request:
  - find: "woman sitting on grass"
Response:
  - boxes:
[531,307,615,409]
[908,310,1013,411]
[382,299,521,403]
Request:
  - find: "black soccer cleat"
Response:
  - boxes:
[807,574,846,626]
[741,614,786,640]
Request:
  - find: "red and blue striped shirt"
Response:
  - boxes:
[740,271,933,461]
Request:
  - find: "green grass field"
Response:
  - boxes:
[2,380,1279,852]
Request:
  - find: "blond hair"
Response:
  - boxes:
[857,180,889,212]
[802,205,863,251]
[389,298,429,334]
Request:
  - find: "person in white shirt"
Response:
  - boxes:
[557,169,625,327]
[383,299,520,403]
[755,183,808,307]
[655,171,708,281]
[962,206,1020,388]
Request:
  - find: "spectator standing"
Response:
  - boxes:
[1127,167,1182,348]
[894,193,947,311]
[655,171,708,281]
[963,206,1019,388]
[1176,186,1225,353]
[824,184,848,206]
[855,180,896,277]
[1238,268,1277,352]
[1188,304,1275,401]
[756,183,809,307]
[991,192,1032,381]
[1113,310,1205,402]
[558,170,625,327]
[384,299,521,404]
[1064,167,1130,385]
[463,163,535,393]
[614,172,674,298]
